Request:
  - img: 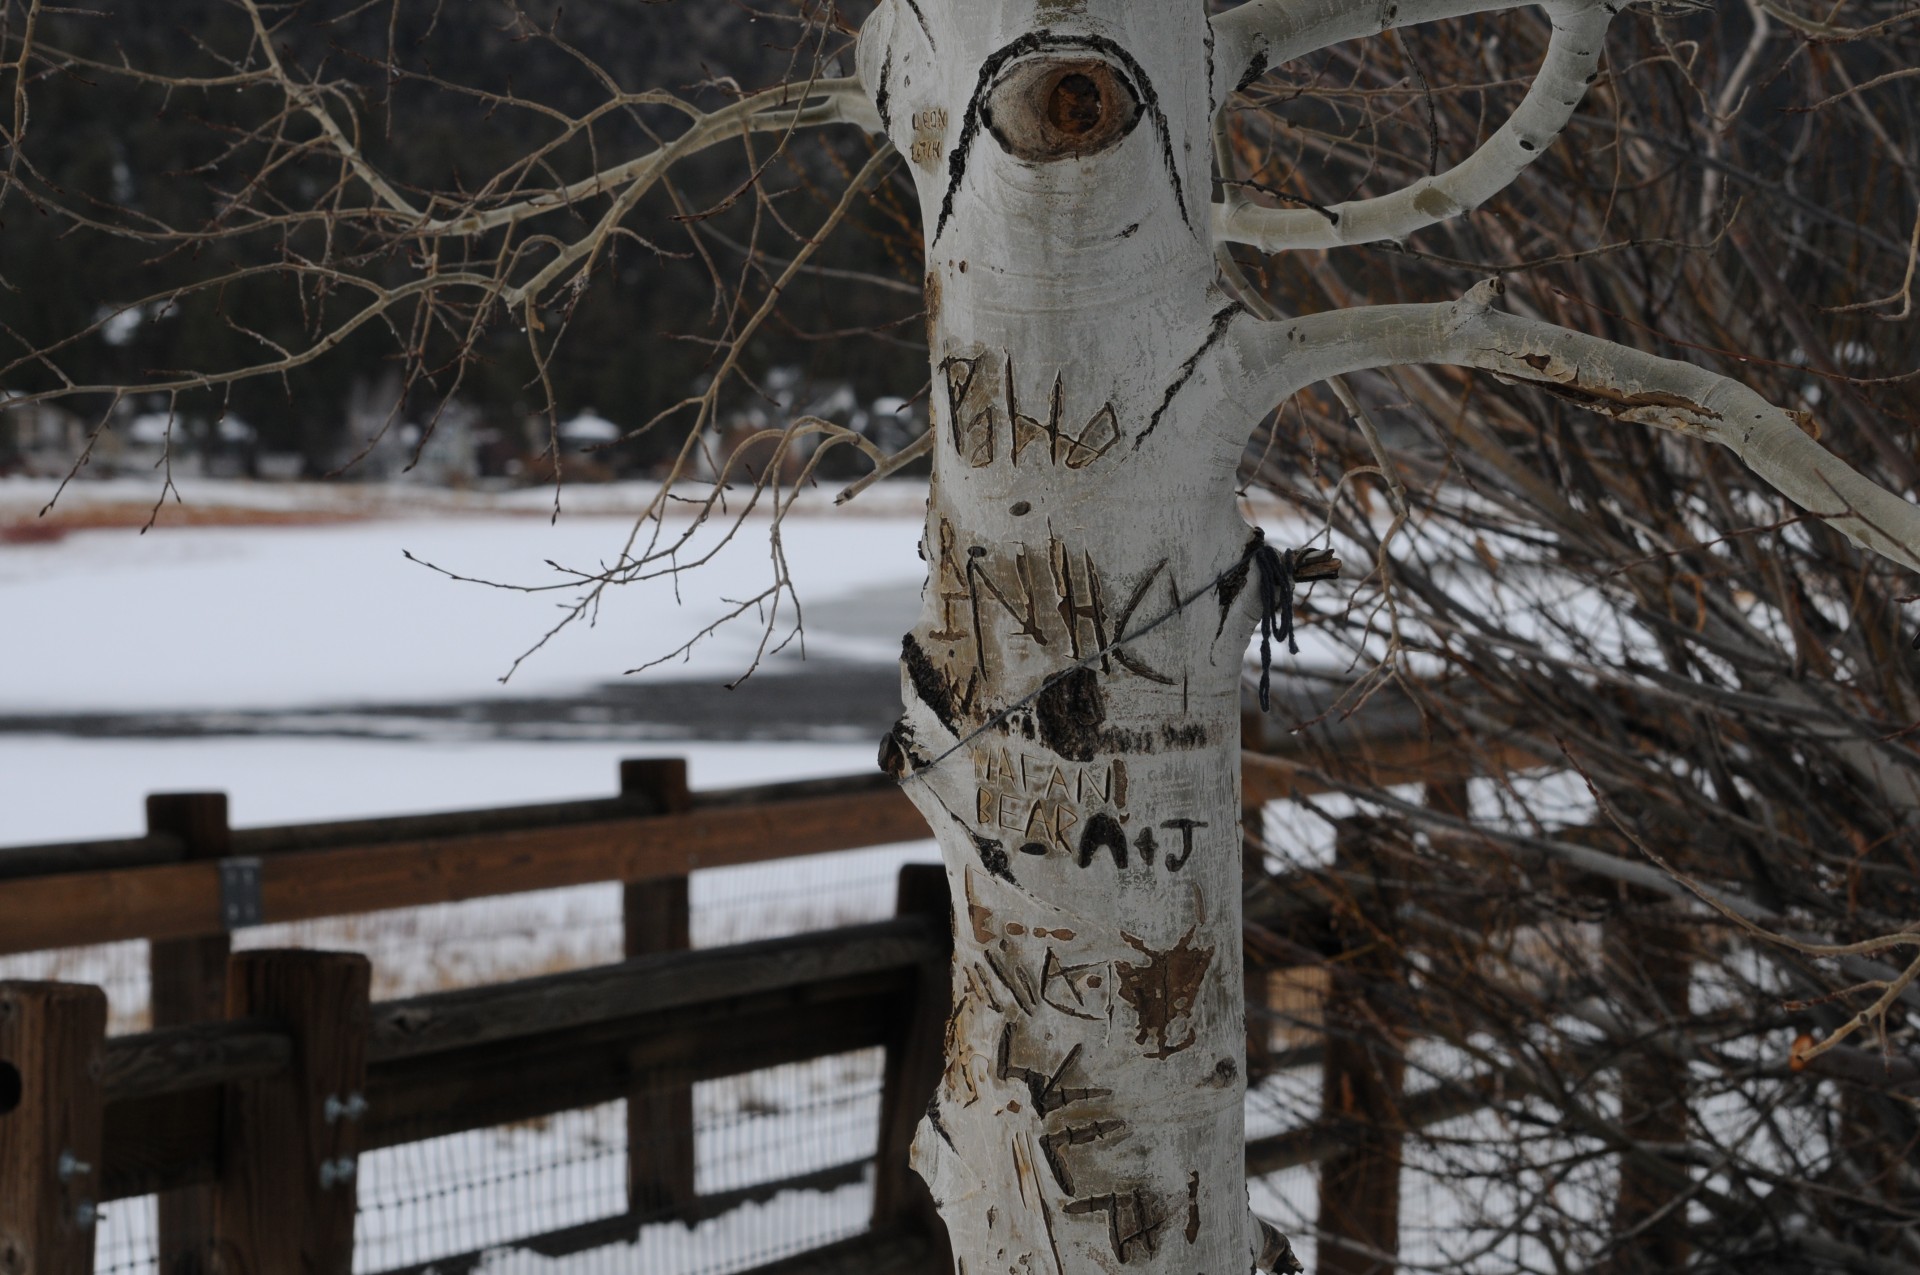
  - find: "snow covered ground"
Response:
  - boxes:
[0,495,928,718]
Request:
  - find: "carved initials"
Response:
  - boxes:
[939,350,1121,470]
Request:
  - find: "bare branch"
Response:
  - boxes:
[1233,279,1920,573]
[1214,0,1615,252]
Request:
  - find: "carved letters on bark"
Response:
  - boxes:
[942,352,1123,470]
[924,518,1176,712]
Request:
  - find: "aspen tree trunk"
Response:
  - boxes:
[863,6,1277,1272]
[854,2,1920,1272]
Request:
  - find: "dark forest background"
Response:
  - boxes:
[1,0,920,477]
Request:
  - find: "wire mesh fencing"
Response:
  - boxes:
[61,839,936,1275]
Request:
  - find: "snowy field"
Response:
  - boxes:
[0,480,932,718]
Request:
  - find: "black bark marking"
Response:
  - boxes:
[1215,554,1251,637]
[1160,818,1207,871]
[1115,929,1214,1059]
[934,31,1188,245]
[1136,300,1243,449]
[1076,811,1129,870]
[1185,1171,1200,1244]
[1035,664,1106,762]
[875,49,895,137]
[973,832,1015,883]
[878,719,927,779]
[1203,21,1216,113]
[1160,722,1209,749]
[927,1096,957,1150]
[1235,49,1270,93]
[902,633,976,736]
[900,0,936,51]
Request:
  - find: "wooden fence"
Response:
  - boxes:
[0,693,1556,1275]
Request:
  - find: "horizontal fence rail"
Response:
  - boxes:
[0,777,934,957]
[93,916,943,1202]
[0,691,1540,959]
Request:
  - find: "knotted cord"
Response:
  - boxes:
[1251,530,1299,713]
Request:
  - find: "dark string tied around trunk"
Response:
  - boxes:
[1251,532,1298,713]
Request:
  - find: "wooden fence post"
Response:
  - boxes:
[622,758,698,1220]
[1601,904,1692,1274]
[873,862,952,1266]
[1317,820,1407,1275]
[147,792,232,1275]
[0,981,108,1275]
[213,950,371,1275]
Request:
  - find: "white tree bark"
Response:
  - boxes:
[861,5,1274,1271]
[849,2,1920,1273]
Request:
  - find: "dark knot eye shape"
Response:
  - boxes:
[983,57,1142,163]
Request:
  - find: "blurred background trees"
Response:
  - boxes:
[1,0,923,480]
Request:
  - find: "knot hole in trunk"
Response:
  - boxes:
[986,57,1141,162]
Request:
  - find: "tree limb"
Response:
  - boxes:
[1230,279,1920,573]
[1213,0,1614,252]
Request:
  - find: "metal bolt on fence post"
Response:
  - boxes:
[318,1157,358,1189]
[56,1151,91,1181]
[73,1202,102,1230]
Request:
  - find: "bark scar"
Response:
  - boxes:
[1114,928,1214,1059]
[1039,1117,1130,1195]
[1486,351,1725,433]
[1063,1188,1166,1263]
